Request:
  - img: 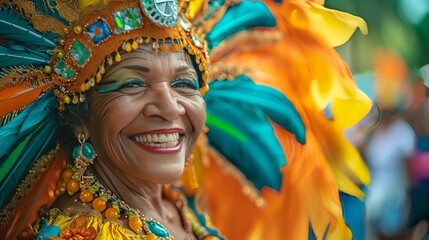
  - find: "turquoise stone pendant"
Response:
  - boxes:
[72,142,96,163]
[144,219,170,239]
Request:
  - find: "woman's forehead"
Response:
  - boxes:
[105,45,192,74]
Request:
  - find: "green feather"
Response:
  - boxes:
[0,129,35,183]
[0,9,56,48]
[0,46,49,67]
[206,114,248,142]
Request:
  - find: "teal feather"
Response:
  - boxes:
[205,1,276,49]
[0,114,59,209]
[208,75,306,144]
[0,90,56,161]
[0,46,50,67]
[0,9,56,48]
[204,75,306,190]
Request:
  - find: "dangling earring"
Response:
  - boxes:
[182,154,199,195]
[55,133,97,197]
[72,133,96,189]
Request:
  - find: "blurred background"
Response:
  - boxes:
[327,0,429,239]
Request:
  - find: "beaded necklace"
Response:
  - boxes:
[54,166,217,240]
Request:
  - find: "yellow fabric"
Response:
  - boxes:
[43,213,144,239]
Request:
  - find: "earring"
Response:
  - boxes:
[182,154,199,195]
[54,133,97,197]
[72,133,97,189]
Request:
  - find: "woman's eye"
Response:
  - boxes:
[122,79,146,89]
[172,78,199,90]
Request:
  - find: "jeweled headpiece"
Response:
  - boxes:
[1,0,209,110]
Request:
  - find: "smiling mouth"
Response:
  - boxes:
[131,129,184,153]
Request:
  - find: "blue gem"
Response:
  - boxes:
[72,142,95,161]
[81,142,95,161]
[87,19,111,43]
[146,220,169,238]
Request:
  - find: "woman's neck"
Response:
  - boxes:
[92,158,172,221]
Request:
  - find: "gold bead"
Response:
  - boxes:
[96,72,102,83]
[115,52,121,62]
[132,40,138,50]
[147,234,159,240]
[63,95,71,104]
[85,82,91,91]
[72,95,79,104]
[60,40,65,45]
[136,37,143,44]
[43,65,52,73]
[200,85,209,96]
[80,83,86,92]
[99,64,105,74]
[64,27,70,34]
[74,26,82,34]
[202,70,209,82]
[129,216,143,234]
[144,37,151,44]
[57,51,65,59]
[124,42,132,52]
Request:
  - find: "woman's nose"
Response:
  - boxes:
[142,83,185,121]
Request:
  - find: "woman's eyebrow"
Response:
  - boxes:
[175,65,196,74]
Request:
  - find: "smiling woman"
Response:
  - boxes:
[50,44,207,239]
[0,0,214,239]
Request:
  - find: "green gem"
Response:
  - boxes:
[81,142,95,161]
[70,41,91,66]
[146,220,169,238]
[114,8,141,32]
[54,60,75,79]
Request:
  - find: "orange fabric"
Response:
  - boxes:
[2,151,67,239]
[0,84,53,118]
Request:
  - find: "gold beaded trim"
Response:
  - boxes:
[0,145,60,228]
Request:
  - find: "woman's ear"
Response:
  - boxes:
[73,125,90,141]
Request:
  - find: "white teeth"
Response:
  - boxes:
[159,134,167,142]
[152,134,158,142]
[167,134,174,142]
[134,132,181,148]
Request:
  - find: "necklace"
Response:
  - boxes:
[54,165,218,240]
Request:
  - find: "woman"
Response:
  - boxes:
[0,0,217,238]
[40,44,209,239]
[1,0,372,239]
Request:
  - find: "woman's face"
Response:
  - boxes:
[85,45,206,184]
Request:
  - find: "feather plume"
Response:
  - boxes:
[0,9,56,48]
[205,75,306,190]
[0,91,56,160]
[0,46,49,68]
[0,114,59,209]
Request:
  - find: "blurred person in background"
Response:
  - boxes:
[364,51,417,240]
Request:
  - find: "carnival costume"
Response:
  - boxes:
[0,0,372,239]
